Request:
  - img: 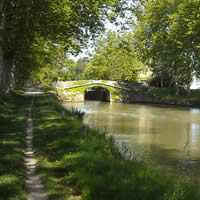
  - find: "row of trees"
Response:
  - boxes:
[134,0,200,94]
[31,55,88,85]
[85,31,144,81]
[0,0,129,93]
[1,0,200,96]
[34,31,145,84]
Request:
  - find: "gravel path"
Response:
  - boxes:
[24,88,48,200]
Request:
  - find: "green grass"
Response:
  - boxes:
[149,87,200,106]
[32,92,200,200]
[0,91,28,200]
[71,80,89,86]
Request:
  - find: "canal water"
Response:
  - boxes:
[63,101,200,180]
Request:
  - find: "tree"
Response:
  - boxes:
[1,0,129,87]
[0,0,7,97]
[85,31,144,81]
[70,57,88,80]
[30,43,76,85]
[134,0,200,94]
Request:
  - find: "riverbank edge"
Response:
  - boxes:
[128,86,200,108]
[31,90,200,200]
[54,82,200,108]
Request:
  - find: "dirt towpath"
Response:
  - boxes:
[23,87,48,200]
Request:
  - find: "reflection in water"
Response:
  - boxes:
[64,101,200,180]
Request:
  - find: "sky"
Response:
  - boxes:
[69,4,134,61]
[69,20,119,61]
[191,78,200,89]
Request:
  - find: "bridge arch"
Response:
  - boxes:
[84,86,111,102]
[55,80,129,102]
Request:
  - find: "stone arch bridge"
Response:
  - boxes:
[54,80,150,103]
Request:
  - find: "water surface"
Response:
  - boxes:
[63,101,200,180]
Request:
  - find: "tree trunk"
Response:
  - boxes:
[161,76,163,87]
[0,0,5,98]
[186,83,191,96]
[1,56,15,95]
[0,1,15,98]
[175,82,179,96]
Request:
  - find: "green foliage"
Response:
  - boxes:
[30,43,76,85]
[0,92,28,199]
[2,0,128,84]
[70,107,85,120]
[70,58,88,80]
[149,87,200,106]
[134,0,200,93]
[85,31,144,81]
[149,87,176,100]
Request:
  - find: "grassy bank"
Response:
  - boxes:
[149,87,200,107]
[0,92,28,200]
[32,92,200,200]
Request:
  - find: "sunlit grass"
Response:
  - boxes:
[149,87,200,106]
[32,92,200,200]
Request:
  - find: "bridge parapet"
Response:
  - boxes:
[54,80,127,102]
[56,80,120,89]
[53,80,150,103]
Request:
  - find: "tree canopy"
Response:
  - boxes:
[85,31,144,81]
[134,0,200,93]
[2,0,129,84]
[2,0,200,93]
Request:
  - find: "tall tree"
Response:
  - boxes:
[134,0,200,94]
[0,0,6,96]
[85,31,144,81]
[29,42,76,85]
[1,0,129,87]
[70,57,88,80]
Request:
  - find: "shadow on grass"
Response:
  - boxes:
[0,94,29,199]
[32,93,200,200]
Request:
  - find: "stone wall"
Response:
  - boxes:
[121,82,153,103]
[53,80,123,102]
[53,80,155,103]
